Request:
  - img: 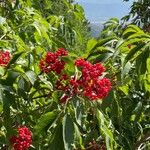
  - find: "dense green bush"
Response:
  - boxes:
[0,0,149,150]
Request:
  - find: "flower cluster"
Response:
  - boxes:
[55,74,79,103]
[10,126,32,150]
[88,140,106,150]
[0,50,11,66]
[39,48,68,74]
[75,58,112,100]
[39,48,111,102]
[55,58,111,103]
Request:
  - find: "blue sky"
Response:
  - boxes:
[75,0,133,23]
[76,0,128,4]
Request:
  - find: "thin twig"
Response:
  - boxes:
[134,132,150,150]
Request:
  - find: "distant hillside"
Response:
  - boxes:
[90,22,103,37]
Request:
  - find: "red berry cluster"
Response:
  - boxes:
[75,58,112,100]
[39,48,68,74]
[39,48,111,102]
[88,140,106,150]
[55,57,111,103]
[55,74,79,103]
[10,126,32,150]
[0,50,11,66]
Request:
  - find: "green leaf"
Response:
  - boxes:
[18,75,31,92]
[101,91,114,110]
[96,110,116,149]
[97,36,118,46]
[88,46,114,58]
[86,38,97,54]
[133,102,143,122]
[0,84,4,102]
[73,98,84,127]
[128,32,150,39]
[62,56,75,74]
[49,123,65,150]
[74,123,84,149]
[124,43,145,65]
[2,91,12,138]
[144,76,150,92]
[119,38,146,49]
[63,114,74,150]
[34,110,58,135]
[146,58,150,74]
[0,102,3,113]
[25,70,37,85]
[90,52,113,63]
[0,67,5,76]
[123,25,144,38]
[38,75,53,91]
[5,71,20,86]
[0,16,6,24]
[119,85,129,95]
[122,62,131,79]
[52,91,62,103]
[7,51,24,68]
[32,22,42,36]
[136,49,149,75]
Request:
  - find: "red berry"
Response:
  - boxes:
[56,48,68,56]
[39,49,68,74]
[0,50,11,66]
[60,95,69,103]
[10,126,32,150]
[75,58,112,100]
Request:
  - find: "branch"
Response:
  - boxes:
[134,132,150,150]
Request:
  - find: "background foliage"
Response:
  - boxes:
[0,0,149,150]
